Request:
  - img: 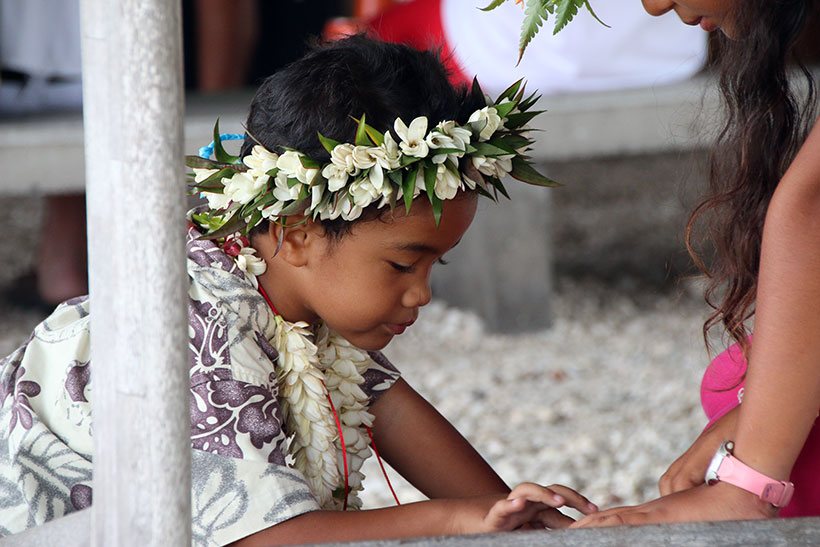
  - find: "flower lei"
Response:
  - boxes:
[186,78,557,242]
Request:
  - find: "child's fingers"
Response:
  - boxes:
[507,483,598,514]
[483,497,542,531]
[544,484,599,515]
[533,508,575,529]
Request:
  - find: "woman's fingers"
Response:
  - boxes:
[534,508,576,529]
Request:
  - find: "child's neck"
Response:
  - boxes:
[252,234,320,325]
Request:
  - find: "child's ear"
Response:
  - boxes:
[268,218,323,267]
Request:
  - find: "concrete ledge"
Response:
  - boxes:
[0,76,719,194]
[321,517,820,546]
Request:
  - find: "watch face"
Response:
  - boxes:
[705,442,731,485]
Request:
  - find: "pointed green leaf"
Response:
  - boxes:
[213,119,242,165]
[400,154,422,167]
[497,78,524,103]
[480,0,508,11]
[472,142,514,157]
[186,155,226,169]
[517,92,542,112]
[430,194,443,226]
[364,123,385,146]
[494,178,511,200]
[355,114,369,146]
[280,198,309,216]
[583,0,609,28]
[299,156,321,169]
[402,166,419,214]
[510,157,561,187]
[496,134,532,151]
[200,213,248,240]
[474,184,496,201]
[505,110,544,129]
[318,132,341,154]
[423,163,438,199]
[553,0,581,35]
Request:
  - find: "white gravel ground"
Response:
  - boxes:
[360,278,714,512]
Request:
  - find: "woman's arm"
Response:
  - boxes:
[575,118,820,526]
[369,378,511,499]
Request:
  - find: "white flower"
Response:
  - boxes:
[351,146,377,170]
[235,246,267,282]
[472,154,513,179]
[321,163,349,192]
[243,145,279,177]
[223,172,268,205]
[370,132,401,170]
[434,160,462,200]
[330,143,358,174]
[277,150,319,185]
[272,172,303,203]
[260,200,284,219]
[348,177,380,208]
[193,167,218,183]
[200,190,233,211]
[468,106,502,141]
[310,182,326,211]
[435,120,471,151]
[394,116,429,158]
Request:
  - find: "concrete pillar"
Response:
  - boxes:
[79,0,190,545]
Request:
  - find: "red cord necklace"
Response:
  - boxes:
[257,283,400,508]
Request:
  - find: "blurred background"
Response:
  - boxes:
[1,0,818,510]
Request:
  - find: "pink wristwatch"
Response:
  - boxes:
[705,441,794,507]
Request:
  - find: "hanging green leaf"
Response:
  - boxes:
[299,156,321,169]
[518,0,549,64]
[494,178,511,200]
[199,213,247,240]
[186,155,226,169]
[212,119,242,165]
[402,165,419,214]
[510,157,561,187]
[553,0,582,34]
[504,110,545,129]
[584,0,609,28]
[480,0,507,11]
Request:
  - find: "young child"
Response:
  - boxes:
[0,36,597,544]
[575,0,820,526]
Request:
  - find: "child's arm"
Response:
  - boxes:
[368,378,510,498]
[574,119,820,527]
[230,482,593,546]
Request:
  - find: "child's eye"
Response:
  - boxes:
[389,262,414,273]
[437,257,449,266]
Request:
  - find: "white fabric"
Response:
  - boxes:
[0,0,82,77]
[442,0,708,96]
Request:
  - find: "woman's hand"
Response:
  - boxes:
[659,406,739,496]
[453,482,598,534]
[571,482,775,529]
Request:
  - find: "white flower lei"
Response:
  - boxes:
[224,236,374,509]
[187,79,557,239]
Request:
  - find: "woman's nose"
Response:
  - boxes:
[641,0,676,17]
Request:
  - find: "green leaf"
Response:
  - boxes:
[472,142,514,157]
[517,91,542,112]
[510,157,561,187]
[364,123,385,146]
[583,0,609,28]
[286,177,301,189]
[243,210,263,234]
[400,154,422,168]
[354,114,369,146]
[480,0,508,11]
[430,194,443,226]
[494,178,511,200]
[497,78,524,103]
[422,163,443,226]
[402,166,419,214]
[317,132,340,154]
[494,100,518,119]
[469,77,488,108]
[200,213,247,240]
[518,0,549,64]
[504,110,544,129]
[280,199,309,216]
[191,167,237,192]
[212,119,242,165]
[553,0,582,35]
[186,155,226,169]
[496,134,532,151]
[299,156,321,169]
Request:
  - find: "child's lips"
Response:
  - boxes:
[387,320,415,335]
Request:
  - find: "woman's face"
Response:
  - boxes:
[641,0,740,36]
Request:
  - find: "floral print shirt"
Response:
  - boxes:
[0,227,401,545]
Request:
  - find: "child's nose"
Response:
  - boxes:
[641,0,676,17]
[402,279,432,309]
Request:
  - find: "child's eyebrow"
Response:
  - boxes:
[391,240,462,254]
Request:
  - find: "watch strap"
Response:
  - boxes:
[717,453,795,507]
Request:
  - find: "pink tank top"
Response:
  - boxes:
[701,342,819,517]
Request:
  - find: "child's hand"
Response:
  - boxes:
[454,483,598,534]
[659,406,738,496]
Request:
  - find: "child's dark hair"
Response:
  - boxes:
[243,35,483,239]
[685,0,817,353]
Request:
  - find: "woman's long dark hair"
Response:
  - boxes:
[686,0,817,353]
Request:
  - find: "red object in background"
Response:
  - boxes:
[322,0,470,86]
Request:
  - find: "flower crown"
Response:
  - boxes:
[186,79,556,241]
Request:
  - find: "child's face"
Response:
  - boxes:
[302,195,477,351]
[641,0,739,35]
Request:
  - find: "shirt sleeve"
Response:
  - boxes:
[363,351,401,405]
